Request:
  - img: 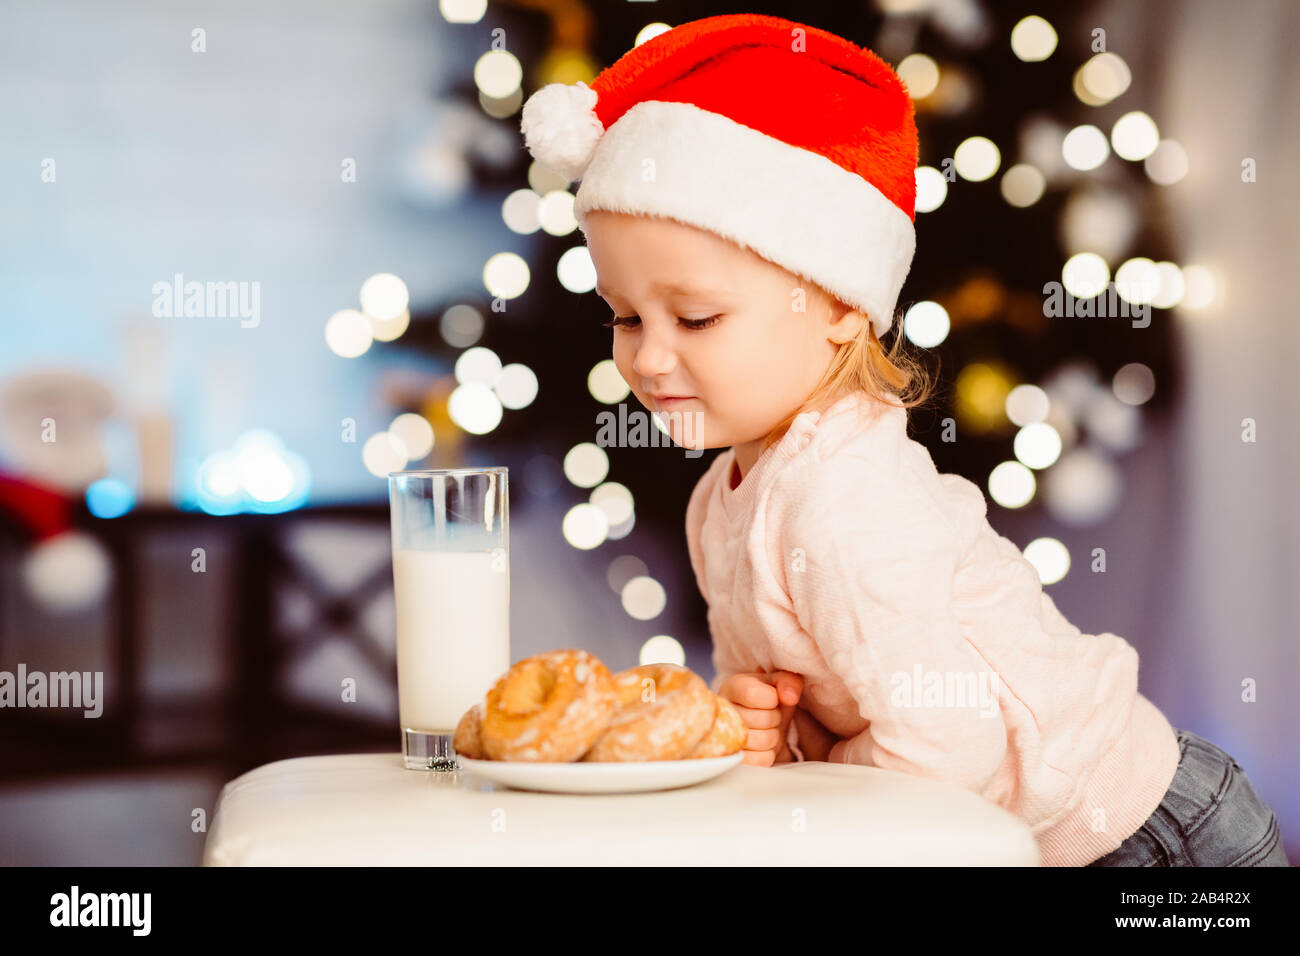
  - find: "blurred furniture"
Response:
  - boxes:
[0,505,397,784]
[202,752,1042,865]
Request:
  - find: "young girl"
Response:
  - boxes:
[520,13,1288,867]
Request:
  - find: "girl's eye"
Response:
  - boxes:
[602,314,720,330]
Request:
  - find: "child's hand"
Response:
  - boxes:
[716,667,803,767]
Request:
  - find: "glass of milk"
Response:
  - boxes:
[389,467,509,770]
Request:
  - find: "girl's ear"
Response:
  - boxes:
[827,306,868,345]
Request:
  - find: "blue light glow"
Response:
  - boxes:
[86,479,134,518]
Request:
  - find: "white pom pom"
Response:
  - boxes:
[520,81,603,183]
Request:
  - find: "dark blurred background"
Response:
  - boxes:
[1,0,1296,865]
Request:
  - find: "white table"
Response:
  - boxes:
[203,752,1041,866]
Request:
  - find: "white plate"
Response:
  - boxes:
[456,752,744,794]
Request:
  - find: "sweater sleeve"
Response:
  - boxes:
[779,455,1007,792]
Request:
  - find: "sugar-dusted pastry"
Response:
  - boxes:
[583,664,715,762]
[480,649,619,761]
[452,702,486,759]
[687,694,748,758]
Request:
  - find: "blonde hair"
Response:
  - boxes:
[758,294,939,454]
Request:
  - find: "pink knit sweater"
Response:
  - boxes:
[685,390,1180,866]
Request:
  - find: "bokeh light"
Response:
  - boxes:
[563,442,609,488]
[639,635,685,666]
[588,359,631,404]
[897,53,940,98]
[363,432,407,478]
[954,362,1015,434]
[325,309,373,358]
[447,382,503,434]
[605,511,636,541]
[1010,15,1057,61]
[1062,124,1110,171]
[236,430,295,503]
[1005,383,1050,426]
[1042,361,1102,418]
[369,309,409,342]
[473,50,523,99]
[1062,252,1111,298]
[528,160,569,195]
[1111,111,1159,161]
[1115,257,1160,305]
[988,460,1036,509]
[954,136,1001,181]
[482,252,530,299]
[21,531,112,612]
[495,363,538,409]
[439,0,486,24]
[538,190,577,236]
[1043,449,1122,526]
[562,502,609,550]
[1075,52,1130,105]
[502,188,541,234]
[621,575,667,620]
[914,166,949,213]
[479,87,524,120]
[359,273,409,322]
[590,481,634,526]
[1023,537,1070,584]
[211,430,312,514]
[1013,421,1063,469]
[1112,362,1156,406]
[635,22,672,46]
[1060,188,1138,263]
[86,478,134,518]
[455,346,503,387]
[902,300,950,348]
[607,554,649,594]
[557,246,597,293]
[198,450,242,507]
[1000,164,1046,207]
[1145,139,1189,185]
[388,413,435,460]
[1179,264,1218,309]
[1151,262,1186,309]
[440,304,484,347]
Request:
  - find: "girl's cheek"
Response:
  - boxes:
[611,347,635,387]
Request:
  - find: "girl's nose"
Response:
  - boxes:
[632,333,677,378]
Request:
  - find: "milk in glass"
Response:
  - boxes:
[393,548,510,733]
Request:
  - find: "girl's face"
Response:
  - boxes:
[583,210,863,453]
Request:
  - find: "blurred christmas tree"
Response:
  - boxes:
[384,0,1200,651]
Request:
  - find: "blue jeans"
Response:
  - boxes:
[1086,729,1290,866]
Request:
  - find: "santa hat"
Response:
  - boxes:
[520,13,918,339]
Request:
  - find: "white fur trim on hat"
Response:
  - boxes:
[520,81,603,182]
[573,100,915,339]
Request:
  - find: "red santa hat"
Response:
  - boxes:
[520,13,918,339]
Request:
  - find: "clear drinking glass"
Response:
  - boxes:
[388,467,510,770]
